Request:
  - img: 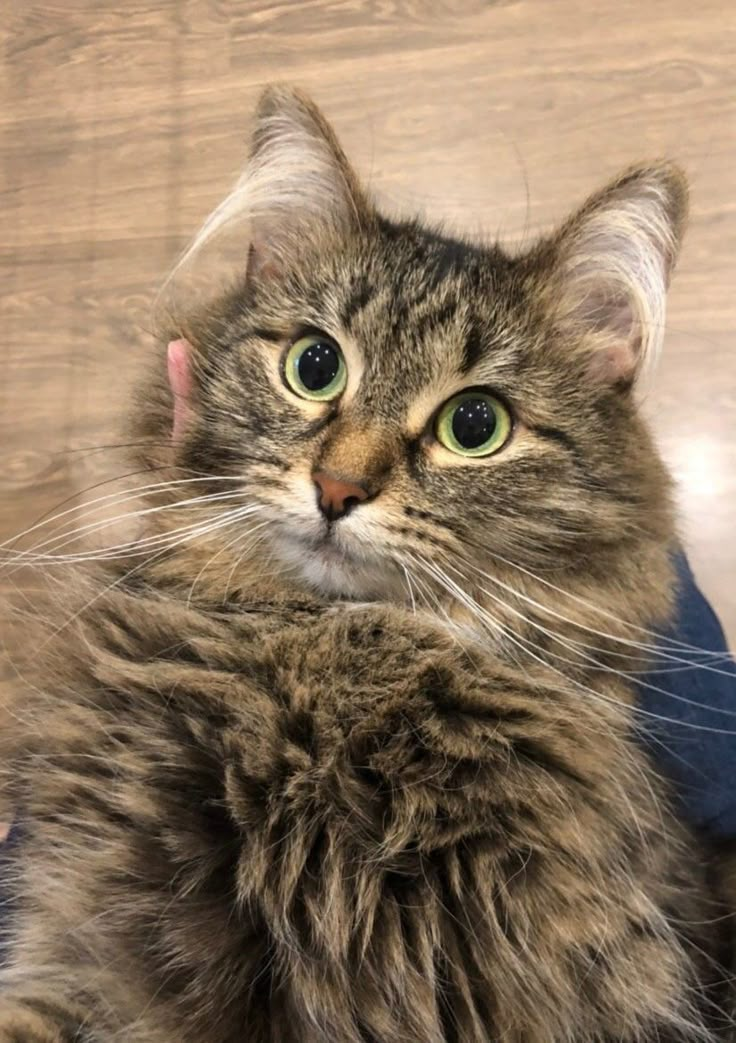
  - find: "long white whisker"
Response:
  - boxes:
[32,506,261,654]
[482,549,733,659]
[0,475,246,553]
[186,516,268,606]
[469,573,736,718]
[411,555,736,737]
[433,555,736,717]
[2,492,252,569]
[411,556,701,853]
[222,525,270,602]
[463,558,734,675]
[409,555,663,850]
[401,564,417,615]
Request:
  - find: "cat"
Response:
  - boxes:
[0,85,733,1042]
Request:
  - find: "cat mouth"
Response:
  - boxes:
[270,519,360,565]
[268,517,400,599]
[306,525,364,564]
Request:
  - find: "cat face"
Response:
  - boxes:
[155,87,685,606]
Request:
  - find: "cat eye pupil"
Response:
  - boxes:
[297,342,340,392]
[283,334,346,401]
[435,390,511,457]
[452,398,496,449]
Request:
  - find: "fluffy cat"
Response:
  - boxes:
[0,86,733,1042]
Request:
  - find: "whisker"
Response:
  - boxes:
[410,555,736,738]
[1,475,247,554]
[1,465,178,554]
[2,492,252,570]
[53,441,187,458]
[465,557,735,677]
[408,555,695,846]
[465,569,736,719]
[401,565,417,615]
[480,549,734,661]
[31,505,261,654]
[186,515,268,606]
[222,525,270,602]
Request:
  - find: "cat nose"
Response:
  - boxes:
[312,471,370,522]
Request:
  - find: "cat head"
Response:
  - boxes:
[141,86,685,620]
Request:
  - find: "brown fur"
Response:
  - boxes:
[0,86,732,1041]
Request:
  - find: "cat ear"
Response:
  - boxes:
[245,85,372,277]
[178,86,372,280]
[545,163,688,387]
[167,339,192,442]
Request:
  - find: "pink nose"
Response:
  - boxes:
[312,471,369,522]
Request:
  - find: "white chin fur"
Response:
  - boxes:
[270,530,403,601]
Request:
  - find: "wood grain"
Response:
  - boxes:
[1,0,734,689]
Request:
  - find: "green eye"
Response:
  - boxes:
[283,334,347,401]
[435,391,511,457]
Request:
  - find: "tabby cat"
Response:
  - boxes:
[0,86,732,1042]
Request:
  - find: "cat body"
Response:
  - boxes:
[0,87,732,1041]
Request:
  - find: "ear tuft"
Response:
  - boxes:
[173,85,371,280]
[250,85,368,222]
[548,163,688,386]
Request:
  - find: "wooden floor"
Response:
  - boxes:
[1,0,735,667]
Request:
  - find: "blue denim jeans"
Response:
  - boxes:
[1,554,735,958]
[639,553,736,838]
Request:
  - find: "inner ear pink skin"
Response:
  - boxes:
[167,338,192,442]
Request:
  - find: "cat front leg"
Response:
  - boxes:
[237,603,719,1042]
